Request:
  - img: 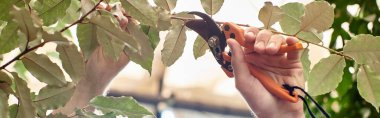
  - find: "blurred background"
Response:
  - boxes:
[106,0,380,117]
[107,0,321,118]
[12,0,380,117]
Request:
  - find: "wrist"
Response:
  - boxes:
[254,108,304,118]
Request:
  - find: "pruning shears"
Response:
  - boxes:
[185,11,303,103]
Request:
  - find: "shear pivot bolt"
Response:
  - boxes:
[208,36,218,48]
[227,65,233,71]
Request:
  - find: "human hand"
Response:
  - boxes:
[54,46,129,115]
[54,2,131,114]
[227,27,304,118]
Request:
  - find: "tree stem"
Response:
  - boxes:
[59,0,104,32]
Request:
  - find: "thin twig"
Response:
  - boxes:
[170,16,353,60]
[264,29,353,60]
[0,0,105,71]
[0,41,48,70]
[59,0,104,32]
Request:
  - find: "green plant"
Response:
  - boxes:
[0,0,379,117]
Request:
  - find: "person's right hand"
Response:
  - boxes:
[227,26,305,118]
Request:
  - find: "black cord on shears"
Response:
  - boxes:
[283,84,330,118]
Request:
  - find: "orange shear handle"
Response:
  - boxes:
[221,22,302,103]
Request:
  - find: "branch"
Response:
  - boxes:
[170,16,353,60]
[59,0,104,32]
[0,0,105,71]
[0,41,48,70]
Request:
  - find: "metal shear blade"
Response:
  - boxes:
[185,11,229,69]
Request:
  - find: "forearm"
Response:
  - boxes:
[54,78,108,115]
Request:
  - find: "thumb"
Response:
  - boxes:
[227,39,250,79]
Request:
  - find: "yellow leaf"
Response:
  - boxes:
[300,1,334,32]
[259,2,284,29]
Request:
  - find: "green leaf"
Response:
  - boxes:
[296,30,323,44]
[258,2,284,29]
[125,21,154,73]
[8,104,17,118]
[0,22,19,54]
[171,12,195,25]
[92,11,125,61]
[0,71,12,86]
[193,35,209,59]
[300,48,311,81]
[33,0,71,25]
[0,71,14,95]
[0,89,9,118]
[10,6,41,42]
[97,30,125,61]
[155,7,172,31]
[47,113,69,118]
[343,34,380,64]
[336,60,354,97]
[300,1,334,32]
[34,83,75,111]
[77,23,100,61]
[79,0,97,19]
[200,0,224,15]
[13,61,28,80]
[90,96,153,117]
[57,44,85,84]
[60,0,81,24]
[308,54,346,96]
[89,15,139,51]
[21,52,67,87]
[76,109,117,118]
[0,0,24,21]
[141,25,160,49]
[154,0,177,12]
[89,15,153,73]
[0,20,6,33]
[12,72,36,118]
[369,63,380,78]
[48,0,80,32]
[42,31,69,42]
[357,64,380,112]
[120,0,158,27]
[161,24,186,66]
[279,2,304,35]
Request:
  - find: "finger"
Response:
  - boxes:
[254,30,272,54]
[286,37,301,61]
[244,27,260,45]
[244,48,255,54]
[265,34,285,55]
[244,52,301,68]
[227,39,251,79]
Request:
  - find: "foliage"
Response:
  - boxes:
[0,0,380,117]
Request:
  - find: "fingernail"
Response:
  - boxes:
[268,42,275,48]
[247,32,255,37]
[227,39,233,52]
[255,41,264,48]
